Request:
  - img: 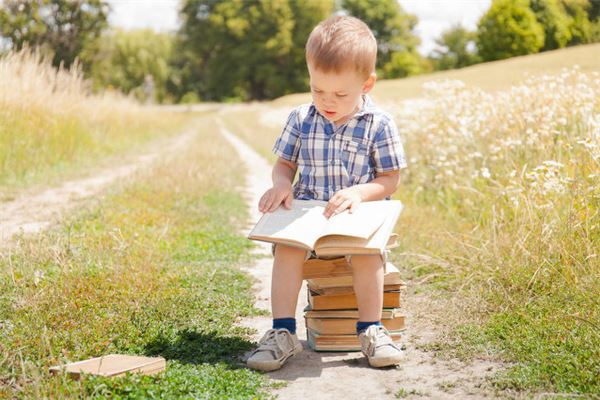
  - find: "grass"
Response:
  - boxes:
[0,49,190,196]
[220,45,600,397]
[0,115,273,398]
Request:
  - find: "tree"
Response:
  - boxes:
[175,0,332,101]
[560,0,594,44]
[0,0,109,68]
[341,0,422,78]
[430,24,480,70]
[81,29,173,103]
[530,0,572,50]
[476,0,545,61]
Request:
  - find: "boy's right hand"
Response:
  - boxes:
[258,182,293,213]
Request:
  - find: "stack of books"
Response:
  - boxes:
[302,257,406,352]
[247,199,407,352]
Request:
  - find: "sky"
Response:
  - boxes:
[107,0,492,56]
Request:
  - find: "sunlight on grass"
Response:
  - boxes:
[0,116,273,398]
[0,49,189,191]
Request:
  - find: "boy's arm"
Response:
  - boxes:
[258,157,298,213]
[323,170,401,218]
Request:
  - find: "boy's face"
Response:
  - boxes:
[307,62,376,125]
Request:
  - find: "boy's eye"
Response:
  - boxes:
[335,93,347,98]
[312,88,322,93]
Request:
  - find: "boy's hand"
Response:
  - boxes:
[259,182,293,213]
[323,187,362,218]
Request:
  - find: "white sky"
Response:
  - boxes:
[107,0,492,56]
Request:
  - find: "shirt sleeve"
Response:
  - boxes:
[272,108,302,164]
[372,117,408,172]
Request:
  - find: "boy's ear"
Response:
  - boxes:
[362,73,377,94]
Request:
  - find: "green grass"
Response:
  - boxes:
[0,116,273,398]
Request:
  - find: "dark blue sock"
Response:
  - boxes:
[273,318,296,334]
[356,320,382,335]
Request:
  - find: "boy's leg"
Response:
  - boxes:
[351,254,384,322]
[247,244,306,371]
[271,244,306,319]
[351,254,404,368]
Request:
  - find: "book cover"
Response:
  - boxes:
[306,328,403,352]
[306,262,405,291]
[49,354,166,378]
[305,314,406,335]
[307,289,402,310]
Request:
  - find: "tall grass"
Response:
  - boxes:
[0,49,187,190]
[388,68,599,394]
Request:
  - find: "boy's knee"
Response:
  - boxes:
[347,252,387,267]
[272,244,311,261]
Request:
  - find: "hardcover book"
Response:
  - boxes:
[248,199,403,257]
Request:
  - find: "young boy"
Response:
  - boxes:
[247,15,407,371]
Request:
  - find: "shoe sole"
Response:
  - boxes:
[247,343,303,372]
[367,352,404,368]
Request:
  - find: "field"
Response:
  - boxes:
[1,43,599,397]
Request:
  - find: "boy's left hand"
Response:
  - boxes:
[323,187,362,218]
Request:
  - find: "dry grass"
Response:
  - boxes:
[0,49,189,191]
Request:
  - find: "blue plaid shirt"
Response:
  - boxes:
[273,95,407,201]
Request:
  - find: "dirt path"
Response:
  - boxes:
[219,120,506,400]
[0,129,198,246]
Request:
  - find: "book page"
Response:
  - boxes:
[248,200,329,249]
[321,201,393,239]
[315,201,403,256]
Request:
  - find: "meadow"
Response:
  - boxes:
[1,43,598,398]
[221,44,600,395]
[0,115,274,398]
[0,50,189,198]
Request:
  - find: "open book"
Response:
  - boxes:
[248,199,403,257]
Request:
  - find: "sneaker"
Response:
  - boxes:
[246,328,303,371]
[359,325,404,368]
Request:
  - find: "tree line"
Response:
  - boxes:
[1,0,598,103]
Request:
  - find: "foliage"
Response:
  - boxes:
[477,0,545,61]
[0,49,187,190]
[82,29,174,103]
[174,0,333,101]
[341,0,423,79]
[530,0,573,49]
[430,24,480,70]
[561,0,596,44]
[0,0,108,68]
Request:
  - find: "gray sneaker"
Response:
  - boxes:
[359,325,404,368]
[246,328,303,371]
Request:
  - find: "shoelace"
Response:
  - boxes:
[365,326,401,355]
[257,329,292,357]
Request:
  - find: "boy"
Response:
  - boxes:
[247,15,407,371]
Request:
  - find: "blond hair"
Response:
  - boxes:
[305,15,377,79]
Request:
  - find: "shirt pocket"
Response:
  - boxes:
[341,139,370,185]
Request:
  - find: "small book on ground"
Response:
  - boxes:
[248,199,403,257]
[49,354,166,378]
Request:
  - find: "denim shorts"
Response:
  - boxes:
[271,243,388,265]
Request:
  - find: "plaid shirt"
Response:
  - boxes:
[273,95,407,201]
